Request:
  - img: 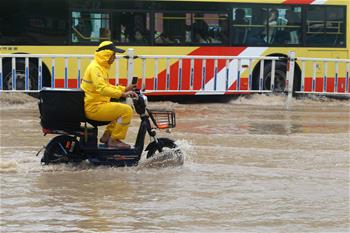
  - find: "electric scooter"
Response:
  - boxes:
[37,85,183,167]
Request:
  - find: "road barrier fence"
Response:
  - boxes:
[0,50,349,99]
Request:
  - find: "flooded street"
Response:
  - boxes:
[1,93,349,232]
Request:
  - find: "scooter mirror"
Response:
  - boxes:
[132,76,138,85]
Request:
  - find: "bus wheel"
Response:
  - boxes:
[253,61,301,94]
[263,61,287,92]
[3,60,38,91]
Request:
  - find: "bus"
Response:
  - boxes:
[0,0,348,95]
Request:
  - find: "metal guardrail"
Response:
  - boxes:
[0,50,349,99]
[0,50,279,95]
[284,51,350,108]
[295,56,350,95]
[0,54,93,92]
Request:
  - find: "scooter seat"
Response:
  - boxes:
[86,119,111,127]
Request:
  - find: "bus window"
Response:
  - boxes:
[325,6,345,46]
[1,0,68,45]
[233,7,267,45]
[217,15,229,44]
[112,12,151,45]
[267,7,301,45]
[306,6,345,46]
[231,8,250,44]
[154,13,190,44]
[284,7,302,45]
[72,11,111,44]
[192,13,228,44]
[154,12,228,45]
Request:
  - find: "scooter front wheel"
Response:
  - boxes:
[146,138,179,159]
[41,135,82,165]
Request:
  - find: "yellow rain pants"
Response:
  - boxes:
[85,102,133,140]
[81,41,132,140]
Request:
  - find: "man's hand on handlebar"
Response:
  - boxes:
[122,91,137,98]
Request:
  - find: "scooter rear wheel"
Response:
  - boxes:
[146,138,178,159]
[41,135,82,164]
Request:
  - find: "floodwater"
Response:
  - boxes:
[0,93,349,233]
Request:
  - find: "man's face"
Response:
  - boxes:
[108,52,116,65]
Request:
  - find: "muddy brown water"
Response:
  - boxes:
[0,93,349,232]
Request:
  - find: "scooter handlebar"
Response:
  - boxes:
[132,90,148,114]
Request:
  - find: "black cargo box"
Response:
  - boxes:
[39,88,85,130]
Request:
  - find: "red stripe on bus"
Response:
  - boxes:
[190,47,246,90]
[54,79,128,88]
[146,91,197,96]
[153,47,247,92]
[283,0,313,4]
[304,77,348,93]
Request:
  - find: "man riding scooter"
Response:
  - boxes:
[81,41,137,149]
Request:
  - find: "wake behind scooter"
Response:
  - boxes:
[37,86,182,167]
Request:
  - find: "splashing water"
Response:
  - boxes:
[0,93,38,110]
[138,148,183,169]
[0,160,18,173]
[231,93,350,108]
[137,139,194,169]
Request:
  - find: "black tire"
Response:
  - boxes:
[146,138,178,159]
[253,61,301,93]
[3,60,38,91]
[41,135,83,165]
[263,61,287,92]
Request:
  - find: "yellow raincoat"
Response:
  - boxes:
[81,42,132,140]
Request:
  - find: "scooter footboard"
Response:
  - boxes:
[86,147,140,166]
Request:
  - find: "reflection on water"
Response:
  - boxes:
[1,93,349,232]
